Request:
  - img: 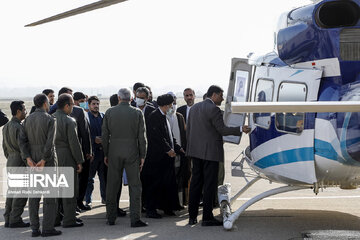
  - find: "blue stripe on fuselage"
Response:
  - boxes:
[254,147,314,169]
[314,139,338,161]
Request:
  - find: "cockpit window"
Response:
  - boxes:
[254,79,274,129]
[276,82,307,134]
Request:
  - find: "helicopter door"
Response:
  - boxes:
[223,58,252,144]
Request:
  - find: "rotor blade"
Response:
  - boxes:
[25,0,128,27]
[231,101,360,113]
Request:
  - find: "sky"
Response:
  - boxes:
[0,0,311,98]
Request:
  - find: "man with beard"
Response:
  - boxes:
[177,88,195,123]
[186,85,250,226]
[85,96,106,207]
[143,94,185,218]
[24,94,61,237]
[30,89,55,114]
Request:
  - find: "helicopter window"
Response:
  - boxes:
[275,82,307,134]
[254,79,274,129]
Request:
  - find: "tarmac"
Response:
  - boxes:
[1,136,360,240]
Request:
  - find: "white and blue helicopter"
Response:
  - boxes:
[220,0,360,230]
[25,0,360,231]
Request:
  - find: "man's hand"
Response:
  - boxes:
[95,136,102,144]
[26,157,36,167]
[139,158,145,172]
[77,164,83,173]
[180,148,186,154]
[36,159,46,168]
[242,125,251,134]
[104,157,109,166]
[35,159,46,171]
[167,149,176,158]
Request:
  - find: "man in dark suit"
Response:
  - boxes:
[135,87,156,211]
[49,87,72,114]
[71,98,92,211]
[186,85,250,226]
[135,87,156,123]
[131,82,145,107]
[177,88,195,123]
[142,94,185,218]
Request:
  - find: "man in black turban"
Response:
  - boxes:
[142,94,185,218]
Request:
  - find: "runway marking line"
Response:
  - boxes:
[236,195,360,201]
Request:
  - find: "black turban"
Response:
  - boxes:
[157,94,174,106]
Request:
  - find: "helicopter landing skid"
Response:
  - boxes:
[218,184,309,230]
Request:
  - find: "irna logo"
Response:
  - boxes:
[8,172,69,188]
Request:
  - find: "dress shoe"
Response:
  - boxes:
[9,221,30,228]
[62,222,84,228]
[101,199,106,205]
[106,220,115,226]
[131,220,148,228]
[41,229,62,237]
[164,210,176,216]
[75,207,81,214]
[4,222,9,228]
[146,211,162,219]
[117,208,126,217]
[201,218,223,226]
[188,218,198,225]
[78,202,91,211]
[76,218,83,223]
[32,229,41,237]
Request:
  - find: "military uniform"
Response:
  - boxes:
[102,102,147,224]
[53,109,84,226]
[2,117,29,225]
[23,108,57,231]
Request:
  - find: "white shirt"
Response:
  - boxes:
[186,105,192,122]
[159,108,174,148]
[141,104,147,114]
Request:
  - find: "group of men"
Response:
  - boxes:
[1,83,250,237]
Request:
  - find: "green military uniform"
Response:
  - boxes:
[102,102,147,224]
[23,108,57,231]
[2,117,29,225]
[53,109,84,226]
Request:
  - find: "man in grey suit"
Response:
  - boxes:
[102,88,148,227]
[186,85,250,226]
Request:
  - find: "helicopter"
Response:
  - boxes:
[220,0,360,230]
[24,0,360,231]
